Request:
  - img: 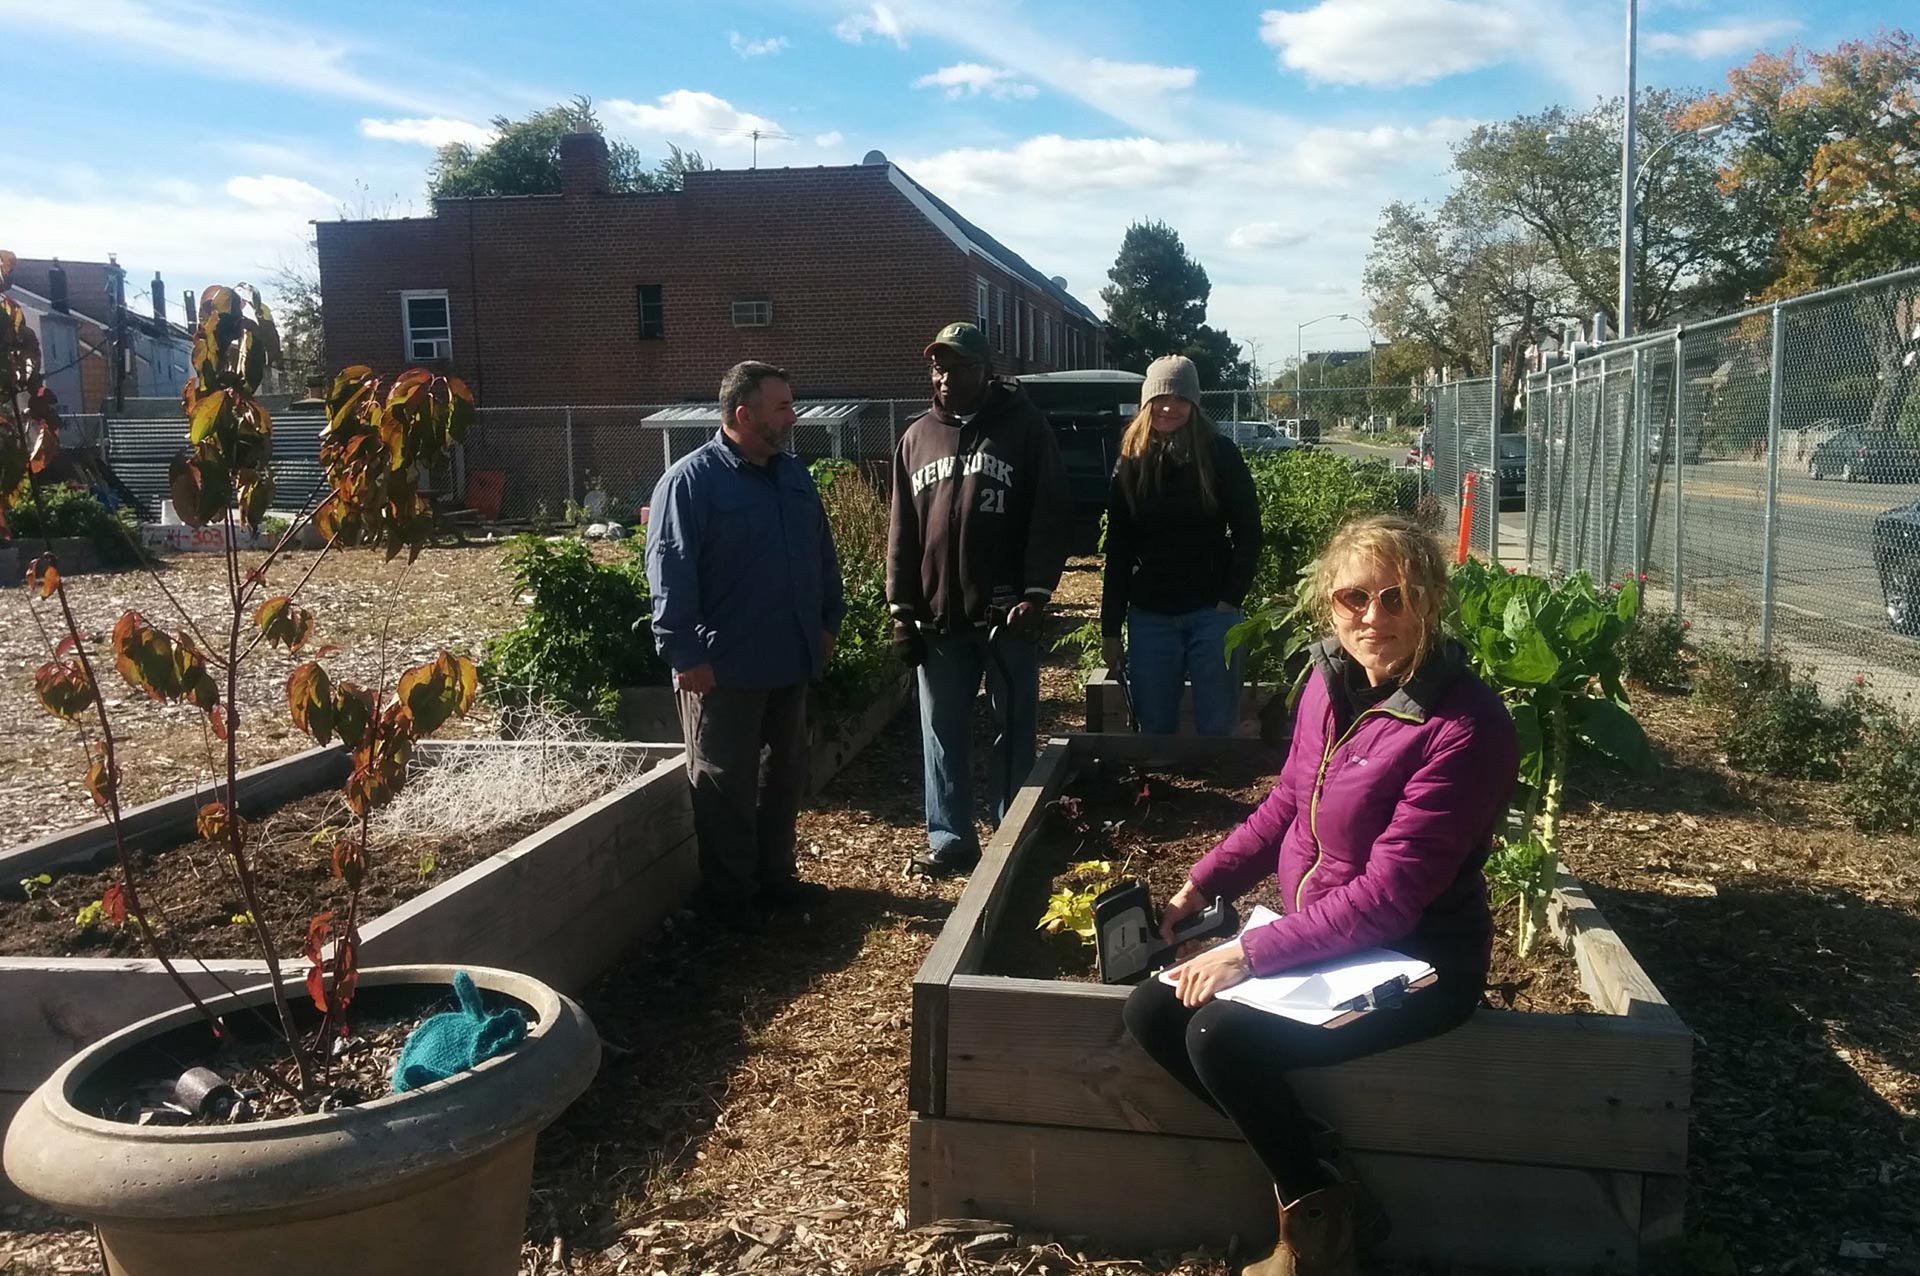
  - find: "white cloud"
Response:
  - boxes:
[816,131,846,148]
[1647,19,1801,59]
[1282,118,1476,187]
[729,31,790,57]
[1226,222,1312,251]
[835,3,910,46]
[912,63,1038,100]
[359,117,496,148]
[1259,0,1521,87]
[603,91,789,153]
[2,0,485,116]
[223,175,336,211]
[1074,58,1198,96]
[904,135,1244,196]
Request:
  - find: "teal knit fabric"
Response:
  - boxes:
[391,971,528,1094]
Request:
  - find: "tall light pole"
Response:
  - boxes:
[1617,0,1639,339]
[1297,311,1353,425]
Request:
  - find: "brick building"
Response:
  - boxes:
[316,131,1105,408]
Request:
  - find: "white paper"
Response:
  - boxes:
[1157,905,1435,1026]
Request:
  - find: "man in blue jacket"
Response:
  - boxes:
[646,361,845,932]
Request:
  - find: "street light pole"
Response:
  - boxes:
[1296,311,1353,429]
[1617,0,1639,339]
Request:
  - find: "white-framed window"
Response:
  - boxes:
[976,279,990,332]
[995,289,1006,353]
[400,290,451,361]
[1013,297,1022,359]
[731,298,773,327]
[1025,303,1036,361]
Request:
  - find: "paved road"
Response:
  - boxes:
[1324,435,1920,684]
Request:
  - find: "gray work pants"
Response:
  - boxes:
[677,683,809,903]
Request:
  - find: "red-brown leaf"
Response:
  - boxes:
[102,883,127,925]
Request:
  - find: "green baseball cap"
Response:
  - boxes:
[923,321,991,362]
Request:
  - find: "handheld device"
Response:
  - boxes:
[1091,878,1239,985]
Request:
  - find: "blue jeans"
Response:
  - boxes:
[916,629,1041,862]
[1126,605,1245,737]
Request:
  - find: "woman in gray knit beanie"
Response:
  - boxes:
[1100,354,1263,735]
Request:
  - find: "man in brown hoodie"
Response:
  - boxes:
[887,322,1070,877]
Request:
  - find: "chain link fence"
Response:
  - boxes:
[1425,376,1499,563]
[1524,264,1920,702]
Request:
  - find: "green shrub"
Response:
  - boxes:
[1622,608,1691,692]
[6,482,142,565]
[480,535,664,728]
[1227,451,1410,682]
[1694,645,1788,711]
[1717,660,1863,780]
[810,460,902,718]
[1845,698,1920,833]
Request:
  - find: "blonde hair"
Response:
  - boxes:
[1115,397,1219,513]
[1309,513,1450,684]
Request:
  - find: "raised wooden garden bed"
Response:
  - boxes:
[909,732,1692,1272]
[0,741,695,1162]
[1082,667,1280,739]
[619,670,912,794]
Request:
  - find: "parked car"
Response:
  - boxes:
[1018,369,1143,515]
[1807,429,1920,483]
[1494,434,1528,510]
[1873,499,1920,635]
[1408,429,1434,472]
[1220,421,1299,454]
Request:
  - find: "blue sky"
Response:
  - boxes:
[0,0,1903,379]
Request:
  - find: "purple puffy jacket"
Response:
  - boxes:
[1189,638,1519,980]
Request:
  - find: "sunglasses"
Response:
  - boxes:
[1330,584,1420,617]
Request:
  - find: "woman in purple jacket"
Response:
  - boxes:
[1122,513,1518,1276]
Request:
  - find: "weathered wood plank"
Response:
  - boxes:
[0,745,349,878]
[357,761,694,979]
[942,975,1691,1174]
[0,959,270,1092]
[911,1115,1642,1271]
[908,739,1076,1115]
[1059,731,1278,767]
[1083,670,1269,737]
[1640,1173,1688,1251]
[1550,870,1685,1026]
[808,674,911,794]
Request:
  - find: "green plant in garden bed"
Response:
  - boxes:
[1448,562,1658,954]
[1622,607,1692,692]
[3,480,143,564]
[3,246,479,1097]
[1846,696,1920,833]
[480,535,664,729]
[1695,647,1864,781]
[1227,451,1412,685]
[809,459,901,717]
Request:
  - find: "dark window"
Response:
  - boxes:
[401,291,451,360]
[637,285,665,340]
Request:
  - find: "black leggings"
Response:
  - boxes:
[1121,973,1481,1201]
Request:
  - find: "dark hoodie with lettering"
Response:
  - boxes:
[886,378,1070,633]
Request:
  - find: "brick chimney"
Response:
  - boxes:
[151,271,167,327]
[559,125,610,198]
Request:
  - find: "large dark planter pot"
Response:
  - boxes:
[4,965,599,1276]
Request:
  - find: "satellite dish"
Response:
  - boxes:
[1050,275,1069,290]
[861,150,889,166]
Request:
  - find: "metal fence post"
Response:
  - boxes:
[1631,348,1647,579]
[1527,372,1543,571]
[1487,343,1501,566]
[1671,328,1685,618]
[1759,306,1786,651]
[1451,385,1463,535]
[564,406,577,508]
[888,400,898,452]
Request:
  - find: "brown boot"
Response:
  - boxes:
[1241,1179,1359,1276]
[1306,1123,1390,1253]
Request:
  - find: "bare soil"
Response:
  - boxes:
[0,543,523,848]
[7,555,1919,1276]
[0,787,556,959]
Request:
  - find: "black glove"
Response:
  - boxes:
[892,622,927,668]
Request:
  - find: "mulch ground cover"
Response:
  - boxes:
[6,555,1918,1276]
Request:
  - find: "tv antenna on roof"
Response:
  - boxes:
[710,127,796,168]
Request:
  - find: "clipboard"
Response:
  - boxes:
[1159,905,1438,1028]
[1315,968,1440,1028]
